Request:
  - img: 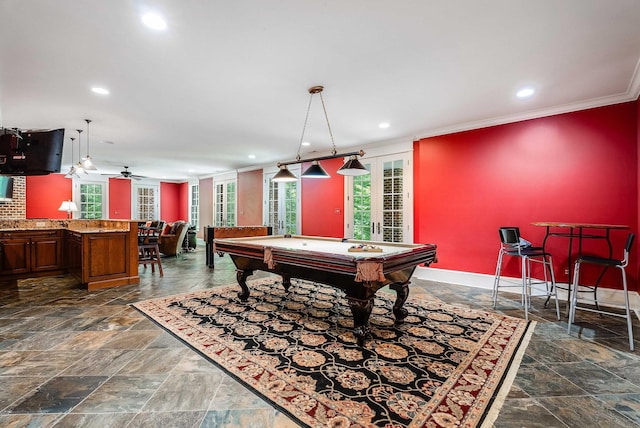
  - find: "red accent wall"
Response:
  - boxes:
[238,169,263,226]
[414,102,638,290]
[108,178,131,219]
[26,174,72,218]
[160,182,183,222]
[300,157,345,238]
[179,182,189,221]
[637,96,640,283]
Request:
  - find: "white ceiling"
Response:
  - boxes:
[1,0,640,181]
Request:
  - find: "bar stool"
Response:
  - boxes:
[138,223,164,276]
[493,227,560,321]
[568,233,635,351]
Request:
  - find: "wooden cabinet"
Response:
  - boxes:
[0,230,63,277]
[64,228,139,290]
[0,223,139,290]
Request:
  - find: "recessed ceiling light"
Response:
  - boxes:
[142,12,167,31]
[188,169,195,173]
[91,87,109,95]
[516,87,535,98]
[378,122,390,129]
[248,154,256,159]
[301,141,311,146]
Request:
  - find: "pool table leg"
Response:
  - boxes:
[389,281,410,321]
[236,269,252,301]
[281,274,291,292]
[346,296,374,345]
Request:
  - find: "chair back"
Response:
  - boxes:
[499,227,520,245]
[621,233,635,267]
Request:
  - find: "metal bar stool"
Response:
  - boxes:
[493,227,560,321]
[568,233,635,351]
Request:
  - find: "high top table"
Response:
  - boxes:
[531,222,629,313]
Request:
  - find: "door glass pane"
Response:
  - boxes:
[284,182,297,234]
[214,183,224,226]
[267,180,279,231]
[226,181,236,226]
[381,160,403,242]
[137,187,156,220]
[352,165,372,240]
[190,184,199,228]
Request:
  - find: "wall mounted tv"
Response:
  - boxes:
[0,128,64,176]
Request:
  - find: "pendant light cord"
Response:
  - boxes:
[294,86,338,162]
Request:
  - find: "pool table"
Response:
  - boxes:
[214,235,437,343]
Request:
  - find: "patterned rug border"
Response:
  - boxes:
[132,278,536,427]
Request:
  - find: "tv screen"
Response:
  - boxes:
[0,176,13,201]
[0,128,64,175]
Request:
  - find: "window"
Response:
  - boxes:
[190,183,199,229]
[135,185,158,220]
[79,183,104,219]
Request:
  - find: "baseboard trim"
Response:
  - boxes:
[414,266,640,317]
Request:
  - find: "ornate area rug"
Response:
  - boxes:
[133,278,534,427]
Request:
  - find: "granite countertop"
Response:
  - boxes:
[0,219,132,233]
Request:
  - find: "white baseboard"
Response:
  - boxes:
[414,266,640,318]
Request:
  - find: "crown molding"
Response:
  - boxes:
[417,90,640,140]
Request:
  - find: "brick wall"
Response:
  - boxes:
[0,177,26,219]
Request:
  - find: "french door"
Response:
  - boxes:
[344,152,413,243]
[132,183,159,221]
[214,179,236,226]
[264,166,300,235]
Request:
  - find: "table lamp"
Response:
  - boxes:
[58,200,78,219]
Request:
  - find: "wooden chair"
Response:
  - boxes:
[138,221,164,276]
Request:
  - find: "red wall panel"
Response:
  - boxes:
[300,157,345,238]
[160,182,183,222]
[26,174,71,219]
[108,178,131,219]
[179,182,189,222]
[415,102,638,290]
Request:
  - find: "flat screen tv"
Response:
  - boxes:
[0,176,13,202]
[0,128,64,175]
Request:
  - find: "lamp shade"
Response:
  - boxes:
[337,157,369,176]
[272,165,298,182]
[301,161,330,178]
[81,155,97,171]
[58,200,78,213]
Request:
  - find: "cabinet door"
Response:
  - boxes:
[0,238,31,275]
[30,233,63,272]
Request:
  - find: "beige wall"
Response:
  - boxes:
[237,169,263,226]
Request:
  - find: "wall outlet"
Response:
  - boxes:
[35,221,45,227]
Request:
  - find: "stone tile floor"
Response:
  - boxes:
[0,246,638,427]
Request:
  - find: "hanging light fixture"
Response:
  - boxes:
[75,129,87,175]
[65,137,77,178]
[81,119,97,170]
[272,165,298,182]
[337,155,369,176]
[272,85,369,182]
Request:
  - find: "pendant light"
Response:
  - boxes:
[75,129,87,175]
[273,85,369,181]
[81,119,97,170]
[65,137,77,178]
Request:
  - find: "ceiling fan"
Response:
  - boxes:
[110,166,146,180]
